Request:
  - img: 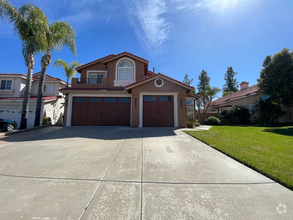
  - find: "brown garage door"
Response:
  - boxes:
[72,97,130,126]
[143,95,174,127]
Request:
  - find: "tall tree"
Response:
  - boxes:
[34,22,77,127]
[258,48,293,107]
[0,2,50,130]
[197,69,210,92]
[223,66,239,94]
[198,86,221,113]
[53,59,82,87]
[183,74,195,93]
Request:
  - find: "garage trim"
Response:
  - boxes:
[139,92,178,128]
[66,93,132,126]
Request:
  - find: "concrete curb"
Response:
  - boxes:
[4,124,52,136]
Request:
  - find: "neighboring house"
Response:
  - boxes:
[0,73,67,128]
[210,81,293,122]
[60,51,199,127]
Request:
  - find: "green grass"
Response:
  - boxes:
[185,125,293,190]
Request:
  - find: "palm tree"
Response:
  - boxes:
[34,22,77,127]
[0,1,50,130]
[53,60,82,88]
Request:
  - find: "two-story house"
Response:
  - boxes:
[60,52,199,127]
[0,73,67,128]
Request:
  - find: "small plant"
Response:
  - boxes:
[42,117,52,125]
[204,116,221,125]
[187,122,194,128]
[194,122,200,126]
[187,118,197,123]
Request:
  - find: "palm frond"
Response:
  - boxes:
[53,59,67,71]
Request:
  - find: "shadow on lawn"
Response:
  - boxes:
[263,127,293,137]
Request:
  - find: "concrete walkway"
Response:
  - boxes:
[0,126,292,219]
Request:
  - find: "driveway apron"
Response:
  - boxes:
[0,126,292,219]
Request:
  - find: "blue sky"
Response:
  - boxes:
[1,0,293,94]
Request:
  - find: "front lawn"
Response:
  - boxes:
[185,125,293,190]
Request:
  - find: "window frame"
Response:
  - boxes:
[86,70,107,84]
[186,106,195,119]
[44,84,52,93]
[118,60,133,81]
[186,100,194,105]
[88,74,104,84]
[114,57,136,87]
[0,79,12,90]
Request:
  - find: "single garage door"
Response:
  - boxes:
[143,95,174,127]
[72,97,130,126]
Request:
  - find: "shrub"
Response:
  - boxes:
[221,105,251,124]
[187,118,197,123]
[204,116,221,125]
[42,117,52,125]
[186,122,194,128]
[194,122,200,126]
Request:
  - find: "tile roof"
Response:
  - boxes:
[211,84,259,105]
[125,73,194,90]
[59,88,125,92]
[75,52,149,72]
[33,72,67,84]
[0,96,61,101]
[187,92,200,98]
[0,73,26,77]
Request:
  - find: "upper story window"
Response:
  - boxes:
[186,100,194,105]
[44,84,52,92]
[0,80,12,90]
[89,74,104,84]
[118,61,133,81]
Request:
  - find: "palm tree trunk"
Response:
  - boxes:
[19,52,35,130]
[34,51,51,127]
[66,78,69,88]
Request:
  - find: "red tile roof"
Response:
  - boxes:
[211,84,259,105]
[59,88,125,92]
[76,52,149,72]
[0,73,26,77]
[187,92,200,98]
[0,96,61,101]
[125,73,194,90]
[33,72,67,84]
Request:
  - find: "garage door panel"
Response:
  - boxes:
[71,97,130,126]
[143,95,173,127]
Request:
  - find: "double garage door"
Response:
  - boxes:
[72,97,131,126]
[71,95,174,127]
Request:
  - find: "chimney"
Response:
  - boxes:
[153,67,155,73]
[240,81,249,90]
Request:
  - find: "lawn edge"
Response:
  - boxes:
[184,130,293,191]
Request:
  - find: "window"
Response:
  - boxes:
[74,98,86,102]
[44,84,52,92]
[186,106,194,119]
[186,100,194,105]
[89,74,104,84]
[104,98,116,103]
[118,61,133,81]
[0,80,12,90]
[119,98,130,103]
[144,96,156,101]
[89,98,101,102]
[160,96,172,101]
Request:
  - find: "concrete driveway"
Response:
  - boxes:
[0,126,292,219]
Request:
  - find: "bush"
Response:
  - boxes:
[204,116,221,125]
[194,122,200,126]
[187,118,197,123]
[42,117,52,125]
[186,122,194,128]
[221,105,251,124]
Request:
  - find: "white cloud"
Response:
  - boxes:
[127,0,170,56]
[195,2,202,8]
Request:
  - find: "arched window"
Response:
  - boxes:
[118,61,133,81]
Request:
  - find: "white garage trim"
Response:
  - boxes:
[139,92,178,128]
[66,93,132,126]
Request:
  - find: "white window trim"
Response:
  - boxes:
[44,84,53,93]
[66,93,132,127]
[114,57,136,87]
[139,92,178,128]
[0,79,12,91]
[186,99,194,105]
[186,106,195,119]
[87,70,107,84]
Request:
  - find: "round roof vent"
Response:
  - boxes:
[154,78,164,87]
